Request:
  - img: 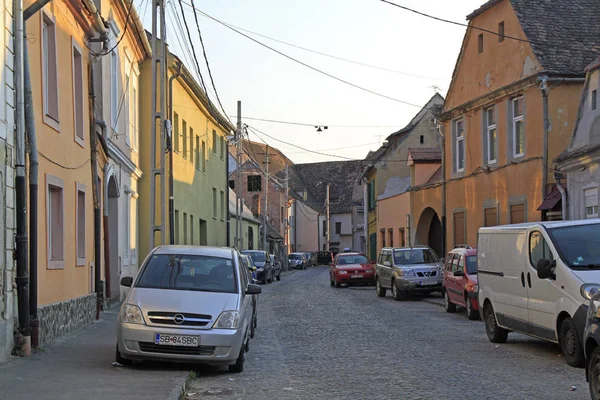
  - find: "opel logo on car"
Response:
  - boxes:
[173,314,185,324]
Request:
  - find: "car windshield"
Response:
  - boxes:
[242,251,265,262]
[393,249,439,265]
[289,254,302,260]
[136,254,237,293]
[548,224,600,268]
[465,255,477,274]
[338,255,369,265]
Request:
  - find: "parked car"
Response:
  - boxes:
[443,245,480,320]
[329,252,375,288]
[240,254,259,338]
[478,220,600,367]
[241,250,273,284]
[270,254,282,281]
[317,251,333,265]
[303,252,317,267]
[585,291,600,399]
[288,253,307,270]
[116,245,261,373]
[375,246,444,300]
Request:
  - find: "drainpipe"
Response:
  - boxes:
[15,0,31,356]
[23,28,39,347]
[436,119,446,256]
[167,60,182,245]
[226,149,230,247]
[556,180,568,221]
[97,121,111,303]
[540,75,550,221]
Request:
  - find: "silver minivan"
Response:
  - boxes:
[116,246,261,373]
[375,246,444,300]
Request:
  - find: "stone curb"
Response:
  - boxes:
[281,270,298,277]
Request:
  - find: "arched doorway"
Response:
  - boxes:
[107,176,120,299]
[415,207,443,257]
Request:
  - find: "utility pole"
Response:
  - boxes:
[149,0,167,250]
[235,101,243,249]
[263,145,269,252]
[326,183,330,252]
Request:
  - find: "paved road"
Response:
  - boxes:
[0,307,188,400]
[187,266,589,400]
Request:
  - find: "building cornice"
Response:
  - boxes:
[556,147,600,173]
[107,139,143,179]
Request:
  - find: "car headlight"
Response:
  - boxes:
[120,304,145,325]
[581,284,600,300]
[338,270,348,275]
[257,267,264,272]
[214,311,240,329]
[401,268,415,277]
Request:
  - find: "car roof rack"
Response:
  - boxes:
[453,244,473,249]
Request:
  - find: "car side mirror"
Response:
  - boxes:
[384,261,391,267]
[537,259,556,280]
[120,276,133,287]
[453,270,464,277]
[247,284,262,295]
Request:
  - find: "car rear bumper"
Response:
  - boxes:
[117,322,244,365]
[336,274,375,285]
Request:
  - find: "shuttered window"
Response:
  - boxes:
[484,207,497,227]
[453,212,465,246]
[510,204,525,224]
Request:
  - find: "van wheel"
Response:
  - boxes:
[560,318,585,367]
[391,280,405,301]
[587,346,600,399]
[376,278,386,297]
[465,296,479,320]
[444,290,456,313]
[484,303,508,343]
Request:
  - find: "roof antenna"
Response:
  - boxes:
[430,85,441,94]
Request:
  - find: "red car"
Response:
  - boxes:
[442,246,479,320]
[329,253,375,288]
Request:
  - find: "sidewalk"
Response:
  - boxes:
[0,306,189,400]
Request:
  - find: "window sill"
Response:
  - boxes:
[48,259,65,270]
[74,135,85,148]
[513,153,525,159]
[213,217,217,220]
[76,257,86,267]
[43,114,60,132]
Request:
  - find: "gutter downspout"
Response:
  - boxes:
[226,150,230,247]
[436,119,446,256]
[167,60,182,245]
[556,181,568,220]
[540,75,550,221]
[15,0,31,356]
[83,0,108,318]
[23,27,39,348]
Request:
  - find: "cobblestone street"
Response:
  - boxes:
[187,266,589,400]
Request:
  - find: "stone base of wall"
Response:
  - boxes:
[0,319,14,363]
[38,294,96,346]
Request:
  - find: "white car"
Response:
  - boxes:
[116,245,261,372]
[478,220,600,367]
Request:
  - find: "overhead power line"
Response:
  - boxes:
[285,142,381,154]
[180,1,431,110]
[380,0,531,44]
[87,0,136,56]
[231,115,402,129]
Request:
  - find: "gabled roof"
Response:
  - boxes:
[425,166,443,185]
[241,140,293,175]
[289,160,364,214]
[467,0,600,76]
[408,147,442,163]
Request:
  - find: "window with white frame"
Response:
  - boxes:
[124,74,130,146]
[110,50,119,128]
[584,187,598,218]
[42,13,59,125]
[47,175,64,269]
[132,85,138,150]
[512,96,524,157]
[123,191,129,262]
[76,184,86,266]
[72,43,84,143]
[454,118,465,172]
[486,107,497,163]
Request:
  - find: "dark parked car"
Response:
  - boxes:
[317,251,333,265]
[288,253,307,270]
[241,250,273,284]
[270,254,282,281]
[303,252,317,267]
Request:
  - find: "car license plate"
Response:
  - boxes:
[351,274,363,279]
[154,333,199,347]
[420,281,437,286]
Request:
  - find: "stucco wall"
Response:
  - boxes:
[318,213,352,252]
[567,164,600,220]
[293,200,318,252]
[377,192,410,253]
[413,163,439,187]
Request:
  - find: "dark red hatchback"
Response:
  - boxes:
[442,246,479,320]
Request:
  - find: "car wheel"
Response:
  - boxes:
[444,290,456,313]
[376,278,386,297]
[261,277,267,284]
[588,346,600,399]
[276,272,281,281]
[560,317,585,367]
[228,337,246,373]
[115,344,132,366]
[465,296,479,320]
[391,280,405,301]
[484,302,508,343]
[330,274,334,287]
[335,278,341,288]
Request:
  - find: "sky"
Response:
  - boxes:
[135,0,485,164]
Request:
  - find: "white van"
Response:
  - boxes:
[477,220,600,367]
